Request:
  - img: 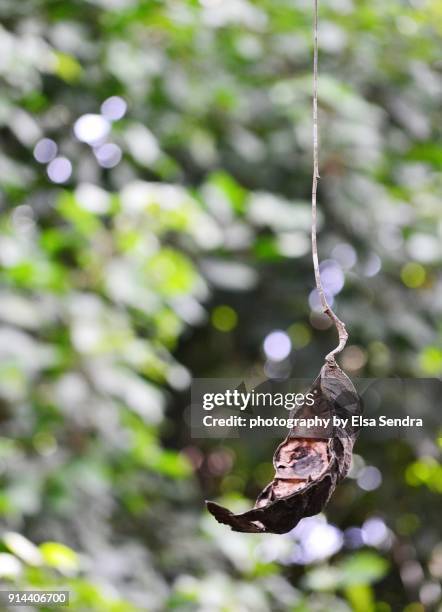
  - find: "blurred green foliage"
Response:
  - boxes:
[0,0,441,610]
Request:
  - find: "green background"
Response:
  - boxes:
[0,0,441,610]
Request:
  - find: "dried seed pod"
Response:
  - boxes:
[206,361,360,534]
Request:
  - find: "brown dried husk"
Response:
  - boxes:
[206,361,360,534]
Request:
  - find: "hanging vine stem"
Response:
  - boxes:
[311,0,348,363]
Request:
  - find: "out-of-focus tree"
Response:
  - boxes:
[0,0,441,610]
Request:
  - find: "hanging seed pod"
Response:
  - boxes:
[206,361,360,534]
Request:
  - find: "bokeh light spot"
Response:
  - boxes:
[33,432,57,457]
[74,113,110,145]
[94,143,122,168]
[401,262,426,288]
[363,253,382,277]
[167,364,191,390]
[341,345,367,372]
[331,243,357,269]
[101,96,127,121]
[420,582,442,607]
[207,448,234,476]
[47,157,72,183]
[344,527,364,549]
[319,259,345,295]
[357,465,382,491]
[396,513,420,536]
[277,231,310,258]
[418,346,442,375]
[310,311,333,330]
[287,323,311,349]
[291,516,343,564]
[33,138,57,163]
[263,330,291,362]
[362,517,389,548]
[211,305,238,332]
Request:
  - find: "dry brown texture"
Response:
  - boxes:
[274,438,329,480]
[272,478,307,498]
[206,361,360,534]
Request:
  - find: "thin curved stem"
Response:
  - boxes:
[311,0,348,363]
